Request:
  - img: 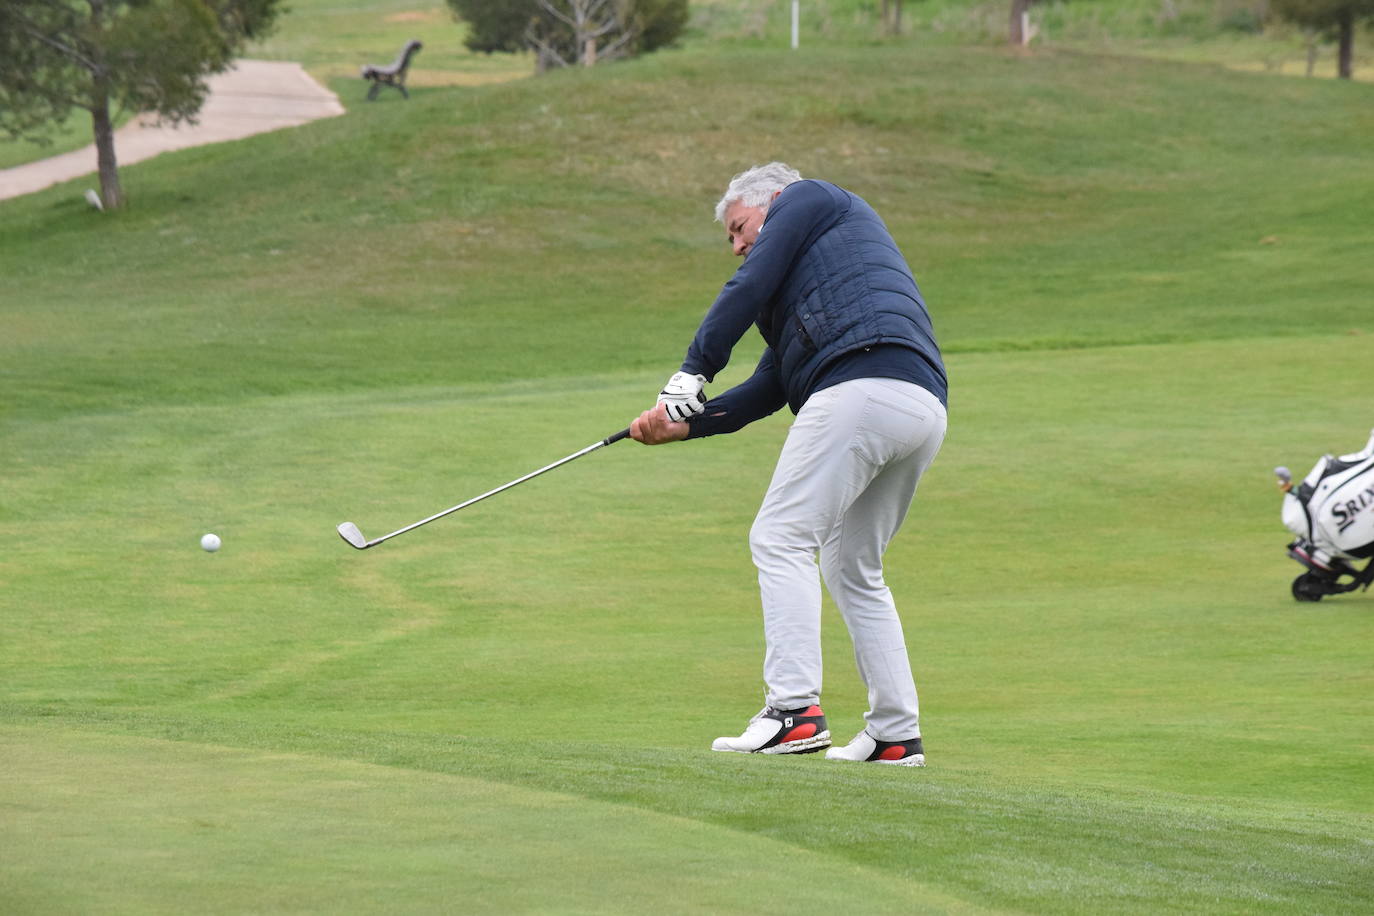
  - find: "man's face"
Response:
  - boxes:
[723,197,772,258]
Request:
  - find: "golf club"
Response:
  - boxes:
[337,427,631,550]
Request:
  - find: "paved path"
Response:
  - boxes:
[0,60,344,202]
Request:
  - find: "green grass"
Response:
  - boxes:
[0,107,136,171]
[695,0,1373,80]
[5,726,979,913]
[2,10,1373,914]
[249,0,534,95]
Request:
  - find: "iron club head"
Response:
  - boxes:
[337,522,369,549]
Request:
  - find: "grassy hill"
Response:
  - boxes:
[2,13,1372,915]
[4,44,1370,414]
[3,0,1367,170]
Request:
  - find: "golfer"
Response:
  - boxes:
[631,163,948,766]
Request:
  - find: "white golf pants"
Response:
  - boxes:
[749,377,947,740]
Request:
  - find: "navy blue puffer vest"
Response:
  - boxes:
[753,181,943,412]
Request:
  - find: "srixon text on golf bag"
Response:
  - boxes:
[1276,427,1374,602]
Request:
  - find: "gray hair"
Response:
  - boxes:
[714,162,804,223]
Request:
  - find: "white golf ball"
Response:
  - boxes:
[200,533,221,552]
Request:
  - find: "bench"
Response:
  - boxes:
[361,39,423,101]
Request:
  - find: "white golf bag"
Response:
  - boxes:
[1277,427,1374,601]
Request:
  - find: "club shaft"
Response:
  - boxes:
[368,428,631,546]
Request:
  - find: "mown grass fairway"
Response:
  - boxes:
[2,7,1372,913]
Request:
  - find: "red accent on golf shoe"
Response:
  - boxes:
[781,723,817,743]
[878,746,909,761]
[801,706,824,717]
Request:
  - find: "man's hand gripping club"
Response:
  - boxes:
[630,370,704,445]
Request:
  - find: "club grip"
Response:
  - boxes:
[603,427,632,445]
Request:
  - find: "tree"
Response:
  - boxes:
[1271,0,1374,77]
[879,0,905,36]
[448,0,686,71]
[451,0,537,54]
[1009,0,1039,45]
[527,0,635,70]
[633,0,689,54]
[0,0,281,210]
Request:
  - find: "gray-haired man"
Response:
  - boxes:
[631,163,948,766]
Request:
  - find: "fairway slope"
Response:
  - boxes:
[3,725,976,914]
[3,716,1370,914]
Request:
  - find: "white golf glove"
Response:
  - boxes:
[659,371,708,422]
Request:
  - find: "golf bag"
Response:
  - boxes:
[1277,427,1374,602]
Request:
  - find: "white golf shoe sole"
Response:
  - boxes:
[711,730,833,755]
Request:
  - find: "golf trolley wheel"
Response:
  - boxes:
[1291,573,1327,602]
